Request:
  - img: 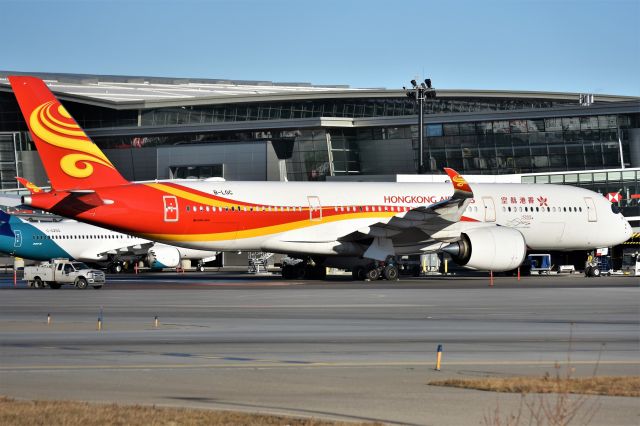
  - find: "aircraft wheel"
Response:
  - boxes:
[383,265,399,281]
[365,267,380,281]
[75,278,88,289]
[196,264,205,272]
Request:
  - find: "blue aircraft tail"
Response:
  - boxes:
[0,209,15,237]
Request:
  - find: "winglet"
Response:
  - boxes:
[16,177,43,194]
[444,168,473,199]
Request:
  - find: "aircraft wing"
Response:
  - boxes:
[338,168,475,259]
[78,241,154,262]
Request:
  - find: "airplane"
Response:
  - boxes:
[4,178,219,271]
[0,207,218,272]
[7,76,633,280]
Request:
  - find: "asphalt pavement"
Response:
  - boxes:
[0,272,638,425]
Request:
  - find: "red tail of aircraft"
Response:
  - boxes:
[8,76,129,190]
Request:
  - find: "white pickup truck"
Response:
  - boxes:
[24,259,105,289]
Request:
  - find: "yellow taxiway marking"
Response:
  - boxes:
[1,360,639,371]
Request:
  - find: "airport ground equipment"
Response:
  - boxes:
[248,252,274,274]
[24,258,105,289]
[621,248,640,276]
[527,254,553,275]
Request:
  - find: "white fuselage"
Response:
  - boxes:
[155,180,632,254]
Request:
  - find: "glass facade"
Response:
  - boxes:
[139,97,580,127]
[285,130,331,181]
[420,115,632,175]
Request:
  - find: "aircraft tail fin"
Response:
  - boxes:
[8,76,129,191]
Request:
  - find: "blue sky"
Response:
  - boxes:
[2,0,639,95]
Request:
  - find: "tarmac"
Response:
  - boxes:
[0,272,638,425]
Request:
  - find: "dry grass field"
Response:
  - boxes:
[0,396,382,426]
[428,376,640,397]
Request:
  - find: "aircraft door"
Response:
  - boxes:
[308,196,322,221]
[163,195,179,222]
[481,196,496,222]
[584,197,597,222]
[14,230,22,248]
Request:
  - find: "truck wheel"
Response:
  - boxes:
[33,277,43,289]
[591,267,601,277]
[75,278,88,289]
[49,283,61,289]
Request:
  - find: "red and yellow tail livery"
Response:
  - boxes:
[8,76,128,190]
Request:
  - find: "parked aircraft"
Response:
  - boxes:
[8,76,633,279]
[0,208,218,271]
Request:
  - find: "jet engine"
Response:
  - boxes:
[147,245,181,269]
[443,226,526,271]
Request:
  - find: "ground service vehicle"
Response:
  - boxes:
[24,258,105,289]
[621,249,640,276]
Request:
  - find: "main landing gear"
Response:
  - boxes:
[352,259,399,282]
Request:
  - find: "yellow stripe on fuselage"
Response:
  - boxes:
[142,211,398,242]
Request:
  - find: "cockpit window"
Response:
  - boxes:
[611,203,621,214]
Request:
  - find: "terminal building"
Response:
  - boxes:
[0,71,639,267]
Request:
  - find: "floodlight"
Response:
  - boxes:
[410,79,417,87]
[425,79,432,88]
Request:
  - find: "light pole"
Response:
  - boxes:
[404,79,436,173]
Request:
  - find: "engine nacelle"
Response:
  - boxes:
[147,245,181,269]
[445,227,527,272]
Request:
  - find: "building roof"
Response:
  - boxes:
[1,71,639,110]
